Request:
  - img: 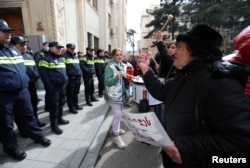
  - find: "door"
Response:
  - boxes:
[0,8,24,35]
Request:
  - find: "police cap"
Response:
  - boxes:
[49,41,64,48]
[66,43,76,49]
[10,36,28,45]
[0,19,14,31]
[86,47,94,51]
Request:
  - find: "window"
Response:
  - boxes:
[87,32,92,47]
[94,36,99,52]
[108,14,111,28]
[93,0,97,10]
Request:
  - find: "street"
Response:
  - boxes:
[95,105,164,168]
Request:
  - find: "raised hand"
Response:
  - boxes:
[137,49,150,75]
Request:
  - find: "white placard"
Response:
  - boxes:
[121,112,173,147]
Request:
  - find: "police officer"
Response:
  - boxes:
[0,19,51,161]
[94,49,106,97]
[62,43,82,114]
[80,47,99,106]
[10,36,46,128]
[39,41,69,134]
[34,41,49,111]
[34,42,49,66]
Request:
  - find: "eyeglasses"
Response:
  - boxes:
[115,54,123,56]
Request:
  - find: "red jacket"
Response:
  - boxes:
[231,26,250,98]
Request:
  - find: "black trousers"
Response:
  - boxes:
[66,77,81,110]
[46,85,66,127]
[28,82,40,122]
[83,75,94,103]
[96,73,104,96]
[0,88,43,151]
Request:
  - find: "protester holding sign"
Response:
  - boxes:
[104,48,127,149]
[137,24,250,167]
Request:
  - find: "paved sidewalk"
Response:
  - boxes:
[0,85,111,168]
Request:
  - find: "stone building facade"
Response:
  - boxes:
[0,0,127,54]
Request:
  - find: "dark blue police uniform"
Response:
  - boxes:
[39,49,68,134]
[80,52,97,106]
[0,44,50,158]
[63,49,82,113]
[94,53,105,97]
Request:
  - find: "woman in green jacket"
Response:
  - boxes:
[104,48,127,149]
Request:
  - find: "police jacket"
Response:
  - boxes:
[34,49,48,65]
[39,51,68,91]
[80,53,95,78]
[142,58,250,167]
[62,51,82,78]
[94,55,105,76]
[23,52,40,82]
[0,44,29,92]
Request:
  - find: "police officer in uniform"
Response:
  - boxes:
[34,42,49,66]
[94,49,106,97]
[34,42,49,111]
[0,19,51,161]
[62,43,82,114]
[39,41,69,134]
[10,36,46,129]
[80,47,99,106]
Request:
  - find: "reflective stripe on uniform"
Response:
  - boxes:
[62,58,80,64]
[24,59,36,66]
[80,57,94,65]
[94,59,105,64]
[0,55,24,64]
[39,60,66,68]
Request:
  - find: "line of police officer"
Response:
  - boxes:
[0,19,107,161]
[0,20,51,161]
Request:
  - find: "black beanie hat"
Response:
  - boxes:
[177,24,223,57]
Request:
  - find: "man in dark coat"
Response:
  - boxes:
[80,47,98,106]
[39,41,69,135]
[138,24,250,168]
[94,49,106,97]
[63,43,82,114]
[0,20,51,161]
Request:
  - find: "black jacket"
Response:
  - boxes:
[62,51,82,78]
[94,55,105,76]
[39,51,68,91]
[79,53,95,78]
[143,58,250,167]
[23,52,40,82]
[155,41,174,78]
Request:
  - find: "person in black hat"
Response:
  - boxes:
[0,19,51,161]
[80,47,98,106]
[39,41,69,134]
[62,43,82,114]
[94,49,106,97]
[138,24,250,167]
